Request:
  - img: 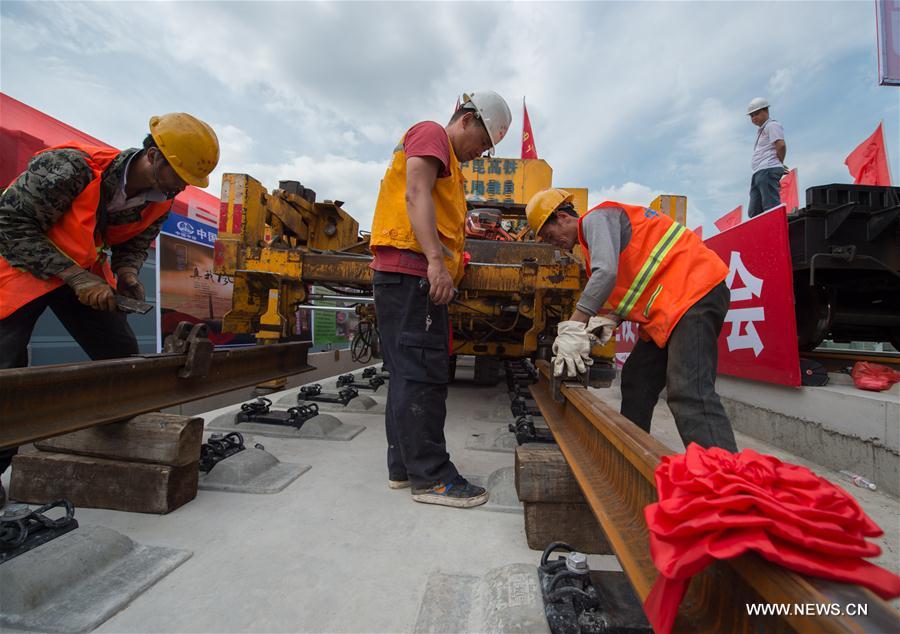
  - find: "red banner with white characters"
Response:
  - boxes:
[615,205,800,386]
[704,205,800,386]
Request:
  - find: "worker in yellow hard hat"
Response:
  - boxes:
[526,188,738,453]
[0,113,219,491]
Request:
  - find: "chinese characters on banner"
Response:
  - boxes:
[703,205,800,386]
[459,157,519,202]
[614,205,800,386]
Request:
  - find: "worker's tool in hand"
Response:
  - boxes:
[549,365,590,402]
[552,321,594,378]
[586,314,621,346]
[115,295,153,314]
[116,267,146,301]
[59,266,116,312]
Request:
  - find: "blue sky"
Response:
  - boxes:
[1,0,897,236]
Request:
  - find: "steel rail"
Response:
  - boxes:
[802,349,900,369]
[530,360,898,633]
[0,342,312,450]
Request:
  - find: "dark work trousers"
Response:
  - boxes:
[620,281,738,452]
[373,270,459,488]
[748,167,783,218]
[0,284,139,474]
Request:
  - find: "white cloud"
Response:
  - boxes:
[214,124,255,159]
[2,0,895,240]
[589,182,659,208]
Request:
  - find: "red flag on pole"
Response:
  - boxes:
[780,168,800,213]
[714,206,742,232]
[692,226,703,240]
[845,123,892,185]
[521,99,538,159]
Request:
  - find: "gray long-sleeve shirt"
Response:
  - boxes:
[575,207,632,316]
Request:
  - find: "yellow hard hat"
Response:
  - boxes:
[526,188,574,234]
[149,113,220,187]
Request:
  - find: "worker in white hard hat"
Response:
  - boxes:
[747,97,787,218]
[369,90,512,508]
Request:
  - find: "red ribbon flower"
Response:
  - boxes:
[643,443,900,633]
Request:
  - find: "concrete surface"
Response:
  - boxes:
[197,447,311,494]
[715,374,900,497]
[204,406,366,442]
[466,425,518,453]
[0,526,190,633]
[414,564,550,634]
[471,466,523,514]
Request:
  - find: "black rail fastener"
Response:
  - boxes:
[299,384,359,406]
[0,500,79,564]
[336,373,384,391]
[235,398,319,430]
[538,542,650,634]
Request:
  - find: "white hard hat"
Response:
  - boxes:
[747,97,769,115]
[461,90,512,156]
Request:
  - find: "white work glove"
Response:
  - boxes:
[552,321,594,378]
[586,314,621,346]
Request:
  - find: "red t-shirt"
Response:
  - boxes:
[371,121,452,276]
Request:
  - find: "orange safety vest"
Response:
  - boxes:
[578,201,728,347]
[0,144,172,319]
[369,127,468,283]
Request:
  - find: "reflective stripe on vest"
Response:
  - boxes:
[577,201,728,347]
[614,222,687,318]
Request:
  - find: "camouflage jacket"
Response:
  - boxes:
[0,148,168,280]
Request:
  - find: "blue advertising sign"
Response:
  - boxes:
[161,214,217,247]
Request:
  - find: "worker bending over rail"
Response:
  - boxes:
[0,113,220,490]
[526,189,738,452]
[369,91,511,507]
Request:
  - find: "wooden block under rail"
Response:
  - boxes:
[10,449,198,514]
[34,413,202,467]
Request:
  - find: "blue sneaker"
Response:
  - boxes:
[411,476,488,508]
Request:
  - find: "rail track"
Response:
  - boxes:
[802,348,900,372]
[530,360,898,633]
[1,347,897,631]
[0,340,312,450]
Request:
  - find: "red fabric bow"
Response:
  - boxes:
[643,443,900,633]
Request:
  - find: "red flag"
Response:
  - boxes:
[521,99,538,159]
[845,123,892,185]
[714,205,742,232]
[779,168,800,213]
[692,226,703,240]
